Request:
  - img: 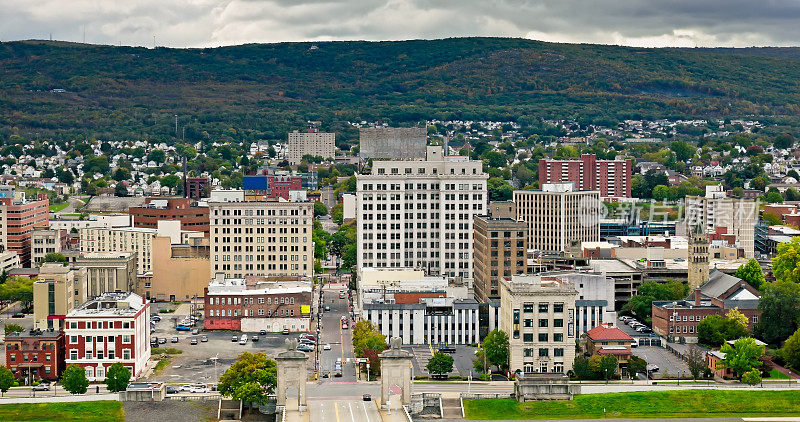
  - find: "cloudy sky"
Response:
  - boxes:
[1,0,798,48]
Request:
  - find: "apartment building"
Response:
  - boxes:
[514,184,600,254]
[0,193,49,266]
[358,268,498,345]
[33,263,86,330]
[287,129,335,165]
[64,292,151,381]
[685,185,756,258]
[31,229,69,267]
[538,154,632,198]
[5,329,65,382]
[473,202,528,302]
[499,274,578,374]
[129,197,210,233]
[203,274,313,332]
[356,146,488,281]
[209,201,314,279]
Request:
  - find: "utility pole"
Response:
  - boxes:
[174,115,178,136]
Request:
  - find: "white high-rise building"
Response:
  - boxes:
[287,129,335,165]
[356,146,487,281]
[685,185,756,259]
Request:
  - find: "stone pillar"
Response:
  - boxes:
[379,337,414,410]
[276,341,308,410]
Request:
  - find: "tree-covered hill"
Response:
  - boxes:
[2,37,800,142]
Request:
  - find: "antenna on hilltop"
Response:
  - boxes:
[82,25,85,43]
[153,35,156,49]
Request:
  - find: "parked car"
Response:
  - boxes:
[150,339,159,347]
[176,325,191,331]
[259,329,267,335]
[231,335,238,342]
[190,338,198,345]
[282,328,290,335]
[191,329,199,335]
[251,335,259,342]
[324,305,331,312]
[32,382,50,391]
[323,343,331,350]
[201,335,208,342]
[151,315,162,322]
[239,334,248,345]
[158,338,167,345]
[300,338,316,346]
[438,345,456,354]
[171,337,179,343]
[646,364,660,372]
[619,316,629,321]
[300,333,316,341]
[11,312,24,318]
[322,371,330,378]
[363,394,371,401]
[297,344,314,352]
[334,371,342,377]
[166,386,179,394]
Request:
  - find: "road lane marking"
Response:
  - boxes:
[348,401,355,422]
[363,401,371,422]
[334,401,340,422]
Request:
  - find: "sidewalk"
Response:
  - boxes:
[0,393,119,404]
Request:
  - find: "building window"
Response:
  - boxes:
[122,335,131,344]
[69,336,78,344]
[553,304,564,313]
[554,333,563,342]
[70,350,78,360]
[538,333,548,342]
[522,333,534,343]
[553,319,563,328]
[538,304,549,313]
[123,322,130,329]
[523,303,533,313]
[123,349,131,360]
[538,319,548,328]
[538,348,549,357]
[554,348,564,357]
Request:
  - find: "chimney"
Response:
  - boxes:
[694,288,702,306]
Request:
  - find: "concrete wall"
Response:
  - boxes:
[359,127,426,159]
[241,317,310,333]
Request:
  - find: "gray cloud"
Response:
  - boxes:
[1,0,798,48]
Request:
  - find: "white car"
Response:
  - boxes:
[239,334,248,345]
[323,343,331,350]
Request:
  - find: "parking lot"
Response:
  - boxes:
[616,316,690,379]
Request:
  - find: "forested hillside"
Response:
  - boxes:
[2,37,800,143]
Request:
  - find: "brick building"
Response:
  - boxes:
[185,177,210,200]
[538,154,632,198]
[0,193,49,266]
[652,270,760,342]
[243,174,303,200]
[64,292,151,381]
[203,274,313,332]
[473,201,528,302]
[5,329,65,382]
[129,197,209,234]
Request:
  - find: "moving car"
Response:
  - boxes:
[191,329,200,335]
[362,394,371,401]
[239,334,248,345]
[171,337,179,343]
[646,364,660,372]
[334,371,342,377]
[324,305,331,312]
[11,312,24,318]
[323,343,332,350]
[201,335,208,342]
[166,386,179,394]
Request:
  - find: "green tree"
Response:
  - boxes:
[114,183,128,197]
[426,352,454,376]
[718,337,764,378]
[161,174,181,190]
[686,344,706,380]
[772,238,800,284]
[734,259,765,290]
[331,204,344,225]
[755,281,800,345]
[741,368,762,386]
[4,323,23,335]
[622,280,687,323]
[104,362,131,392]
[782,327,800,370]
[0,367,13,396]
[697,314,749,347]
[652,185,670,201]
[626,355,647,379]
[482,151,508,168]
[112,168,131,182]
[352,320,387,357]
[218,352,277,408]
[147,149,166,164]
[671,140,696,162]
[61,364,89,394]
[314,202,328,217]
[774,133,795,149]
[0,277,33,309]
[589,354,618,382]
[42,252,67,264]
[487,177,513,201]
[482,330,510,371]
[764,191,784,204]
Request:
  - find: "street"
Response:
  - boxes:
[315,281,357,382]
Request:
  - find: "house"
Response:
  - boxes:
[584,325,633,372]
[706,338,767,379]
[5,329,65,382]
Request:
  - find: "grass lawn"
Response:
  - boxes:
[463,390,800,420]
[49,202,70,212]
[0,401,123,421]
[768,369,791,379]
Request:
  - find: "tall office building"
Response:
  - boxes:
[0,193,49,266]
[499,274,578,374]
[538,154,632,198]
[473,202,528,302]
[356,146,487,281]
[287,129,335,165]
[514,184,600,254]
[685,185,756,259]
[209,201,314,279]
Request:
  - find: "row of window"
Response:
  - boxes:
[68,321,132,330]
[210,296,295,305]
[523,347,565,357]
[210,308,295,317]
[68,349,132,360]
[68,334,131,344]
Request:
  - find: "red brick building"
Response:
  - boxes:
[652,271,761,341]
[0,194,49,266]
[185,177,210,200]
[243,174,303,200]
[204,275,312,332]
[5,329,65,382]
[538,154,632,198]
[129,197,209,233]
[64,292,151,381]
